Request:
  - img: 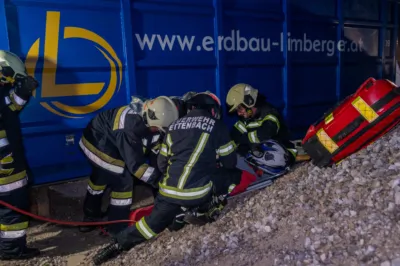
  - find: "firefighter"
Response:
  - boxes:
[78,96,179,236]
[92,92,248,265]
[0,50,40,260]
[139,94,192,175]
[226,83,297,175]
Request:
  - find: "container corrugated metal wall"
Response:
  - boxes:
[0,0,398,185]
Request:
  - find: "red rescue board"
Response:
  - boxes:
[302,77,400,167]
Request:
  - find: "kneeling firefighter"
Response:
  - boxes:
[226,83,297,176]
[136,93,194,169]
[78,96,179,236]
[0,50,40,259]
[92,92,255,265]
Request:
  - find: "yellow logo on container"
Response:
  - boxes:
[25,11,123,118]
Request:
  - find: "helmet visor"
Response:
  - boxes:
[0,64,16,83]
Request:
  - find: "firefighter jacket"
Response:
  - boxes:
[79,105,162,187]
[157,109,237,205]
[0,84,31,191]
[231,102,297,158]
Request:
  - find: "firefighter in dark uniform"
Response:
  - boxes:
[0,50,40,260]
[139,95,192,179]
[226,83,297,174]
[78,96,179,236]
[92,92,243,265]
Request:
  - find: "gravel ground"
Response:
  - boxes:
[1,125,400,266]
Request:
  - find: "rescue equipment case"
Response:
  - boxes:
[302,77,400,167]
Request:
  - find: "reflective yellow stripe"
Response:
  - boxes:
[0,154,13,165]
[110,191,133,206]
[352,96,378,123]
[10,91,26,107]
[8,104,17,111]
[217,141,236,156]
[136,217,157,240]
[133,164,155,182]
[0,221,28,231]
[159,181,212,200]
[248,131,260,143]
[246,114,280,132]
[0,169,14,175]
[177,133,209,189]
[316,128,338,153]
[161,135,174,186]
[113,106,129,130]
[0,131,6,139]
[87,180,105,196]
[228,184,236,193]
[151,143,160,153]
[160,144,168,156]
[88,180,106,191]
[133,164,148,179]
[263,114,280,132]
[80,137,125,168]
[111,191,132,199]
[234,121,247,133]
[325,113,334,124]
[0,171,26,185]
[287,148,298,158]
[8,92,24,111]
[166,134,173,155]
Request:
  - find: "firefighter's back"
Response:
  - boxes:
[165,109,220,190]
[81,105,145,162]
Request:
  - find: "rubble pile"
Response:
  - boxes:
[107,126,400,266]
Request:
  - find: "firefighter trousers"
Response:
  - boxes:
[83,164,133,236]
[0,171,29,255]
[115,167,242,251]
[116,196,183,250]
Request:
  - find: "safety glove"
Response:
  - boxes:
[14,75,38,100]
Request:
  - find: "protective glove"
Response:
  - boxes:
[14,75,38,100]
[206,195,228,221]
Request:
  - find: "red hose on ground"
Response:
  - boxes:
[0,200,134,226]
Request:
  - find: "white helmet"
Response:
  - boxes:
[246,140,290,175]
[142,96,179,131]
[0,50,27,84]
[226,83,258,113]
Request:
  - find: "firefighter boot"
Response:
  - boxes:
[79,216,102,233]
[0,247,40,261]
[183,196,228,226]
[93,241,123,265]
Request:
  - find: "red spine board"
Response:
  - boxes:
[302,77,400,167]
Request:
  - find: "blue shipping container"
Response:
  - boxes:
[0,0,399,185]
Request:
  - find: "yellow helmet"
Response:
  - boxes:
[226,83,258,113]
[0,50,27,84]
[142,96,179,131]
